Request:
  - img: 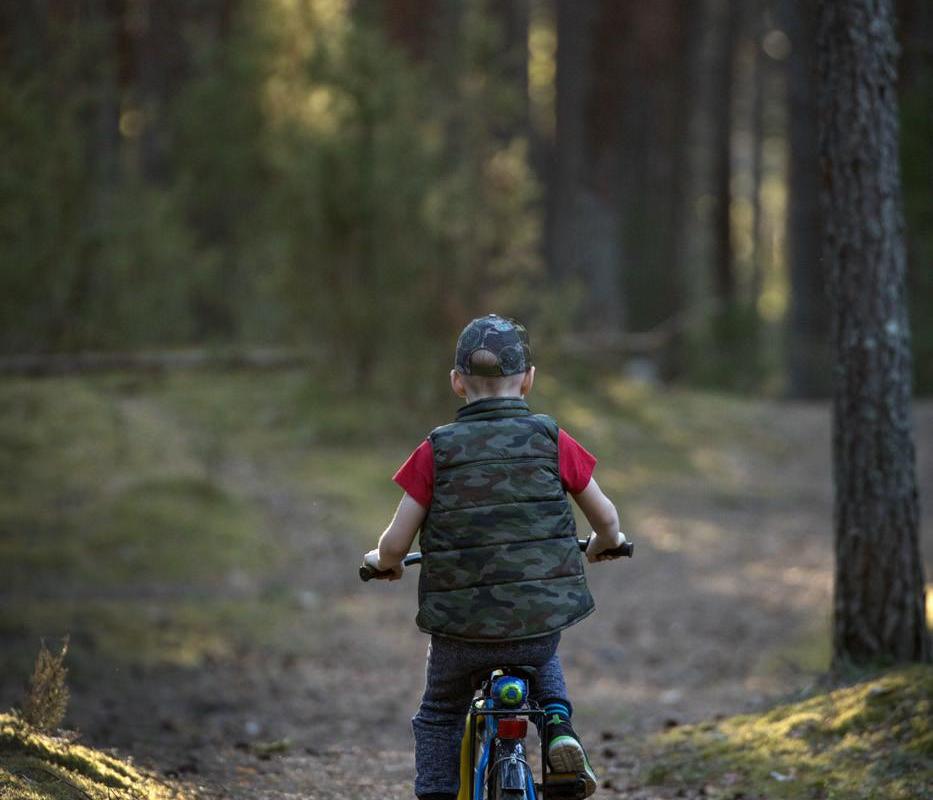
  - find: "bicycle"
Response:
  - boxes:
[360,536,634,800]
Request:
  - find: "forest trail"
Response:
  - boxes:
[5,384,931,800]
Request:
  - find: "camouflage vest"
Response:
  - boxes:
[416,397,595,641]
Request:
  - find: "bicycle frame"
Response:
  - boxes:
[458,680,548,800]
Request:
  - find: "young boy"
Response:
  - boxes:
[363,314,626,800]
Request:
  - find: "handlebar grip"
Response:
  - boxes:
[359,564,397,582]
[359,552,422,582]
[600,540,634,558]
[577,537,634,558]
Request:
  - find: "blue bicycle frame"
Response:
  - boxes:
[465,676,547,800]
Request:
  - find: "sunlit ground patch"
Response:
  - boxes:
[0,712,187,800]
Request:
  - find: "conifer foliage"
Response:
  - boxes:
[22,637,70,732]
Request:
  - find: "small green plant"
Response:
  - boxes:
[21,636,70,732]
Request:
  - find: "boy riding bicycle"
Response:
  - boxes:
[363,314,627,800]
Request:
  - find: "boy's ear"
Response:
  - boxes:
[520,366,535,397]
[450,369,468,399]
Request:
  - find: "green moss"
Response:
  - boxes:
[639,665,933,799]
[0,713,185,799]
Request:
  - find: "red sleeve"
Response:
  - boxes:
[558,429,597,495]
[393,439,434,508]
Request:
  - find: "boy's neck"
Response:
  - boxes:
[464,392,524,404]
[456,396,530,420]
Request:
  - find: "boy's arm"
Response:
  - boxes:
[363,493,427,580]
[572,477,626,563]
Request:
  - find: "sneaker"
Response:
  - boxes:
[546,717,598,797]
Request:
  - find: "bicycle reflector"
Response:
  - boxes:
[496,717,528,740]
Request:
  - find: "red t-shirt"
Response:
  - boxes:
[393,429,597,509]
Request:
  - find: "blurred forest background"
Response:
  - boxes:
[1,0,931,395]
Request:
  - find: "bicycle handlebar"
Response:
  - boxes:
[587,535,634,560]
[359,537,633,582]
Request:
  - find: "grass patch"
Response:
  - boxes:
[145,370,440,452]
[0,713,186,799]
[296,445,414,543]
[85,476,270,585]
[0,378,274,591]
[754,623,833,681]
[639,665,933,799]
[0,598,294,676]
[1,475,270,591]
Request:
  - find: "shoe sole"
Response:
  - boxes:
[548,736,597,797]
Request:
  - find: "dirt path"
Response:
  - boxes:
[60,402,933,799]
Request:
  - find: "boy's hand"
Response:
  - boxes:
[585,531,627,563]
[363,548,403,580]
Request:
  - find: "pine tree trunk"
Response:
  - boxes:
[818,0,930,666]
[617,1,687,338]
[711,0,736,305]
[784,0,830,398]
[660,0,696,379]
[489,0,530,143]
[377,0,440,62]
[747,0,765,308]
[548,0,595,286]
[548,0,624,332]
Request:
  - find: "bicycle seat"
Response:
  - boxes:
[470,664,540,691]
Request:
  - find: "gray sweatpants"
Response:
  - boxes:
[411,633,570,798]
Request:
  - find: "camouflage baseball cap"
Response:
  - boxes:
[454,314,532,377]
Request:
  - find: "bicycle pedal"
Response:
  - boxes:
[541,772,589,799]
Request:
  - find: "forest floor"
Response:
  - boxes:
[1,371,930,799]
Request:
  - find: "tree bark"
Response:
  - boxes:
[548,0,595,287]
[489,0,530,143]
[377,0,440,62]
[617,2,690,339]
[662,0,699,379]
[784,0,831,398]
[711,0,737,305]
[747,0,766,308]
[818,0,930,666]
[547,0,624,332]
